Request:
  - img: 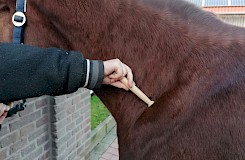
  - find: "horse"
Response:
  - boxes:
[1,0,245,159]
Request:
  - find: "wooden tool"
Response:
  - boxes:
[121,77,154,107]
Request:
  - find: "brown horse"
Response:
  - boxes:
[1,0,245,159]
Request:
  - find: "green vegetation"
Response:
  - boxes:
[91,95,110,130]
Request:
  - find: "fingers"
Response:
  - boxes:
[0,103,10,124]
[103,59,134,90]
[108,60,127,80]
[110,81,129,91]
[124,64,133,88]
[0,103,9,115]
[103,77,129,90]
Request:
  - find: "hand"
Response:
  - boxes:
[0,103,10,124]
[103,59,134,90]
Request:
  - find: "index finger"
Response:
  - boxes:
[124,64,134,88]
[0,103,6,115]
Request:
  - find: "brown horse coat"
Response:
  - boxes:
[1,0,245,159]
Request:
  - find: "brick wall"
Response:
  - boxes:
[0,88,91,160]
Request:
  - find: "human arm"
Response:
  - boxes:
[0,43,134,102]
[0,43,104,102]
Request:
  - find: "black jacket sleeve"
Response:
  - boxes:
[0,43,104,102]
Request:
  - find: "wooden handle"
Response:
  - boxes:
[121,77,154,107]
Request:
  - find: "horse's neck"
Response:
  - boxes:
[26,0,192,130]
[26,0,244,132]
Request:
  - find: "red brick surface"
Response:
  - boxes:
[99,138,119,160]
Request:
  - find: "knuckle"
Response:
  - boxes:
[116,59,121,64]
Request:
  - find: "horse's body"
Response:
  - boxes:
[1,0,245,159]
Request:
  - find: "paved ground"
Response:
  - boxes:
[90,127,119,160]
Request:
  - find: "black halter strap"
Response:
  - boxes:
[6,0,27,117]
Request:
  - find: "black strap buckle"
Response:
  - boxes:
[6,100,26,118]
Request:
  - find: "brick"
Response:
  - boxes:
[64,100,73,108]
[56,133,71,147]
[0,125,10,137]
[0,131,19,148]
[5,113,19,121]
[77,145,85,155]
[76,136,85,148]
[68,151,76,160]
[50,104,65,115]
[101,135,116,145]
[21,142,36,156]
[44,142,50,151]
[56,111,66,121]
[84,125,91,134]
[111,155,119,160]
[7,153,21,160]
[85,139,90,148]
[67,136,75,147]
[76,116,84,125]
[78,147,90,159]
[111,142,118,149]
[84,110,90,119]
[35,98,48,109]
[38,153,46,160]
[102,152,113,159]
[67,105,75,115]
[67,115,72,124]
[59,144,73,160]
[72,95,81,105]
[20,123,35,137]
[107,147,119,156]
[44,150,50,159]
[51,126,66,138]
[37,134,49,146]
[28,126,48,142]
[55,95,67,104]
[10,137,27,154]
[49,97,56,105]
[42,106,49,115]
[76,130,84,140]
[55,118,67,130]
[106,117,116,133]
[81,105,90,114]
[9,110,41,132]
[26,97,37,103]
[0,148,8,159]
[0,90,92,160]
[66,92,77,99]
[66,122,75,131]
[72,112,79,120]
[76,101,85,110]
[84,97,91,106]
[82,120,89,129]
[19,103,34,116]
[36,115,49,128]
[53,143,66,156]
[56,153,67,160]
[25,147,42,160]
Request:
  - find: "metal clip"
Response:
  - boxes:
[12,11,26,27]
